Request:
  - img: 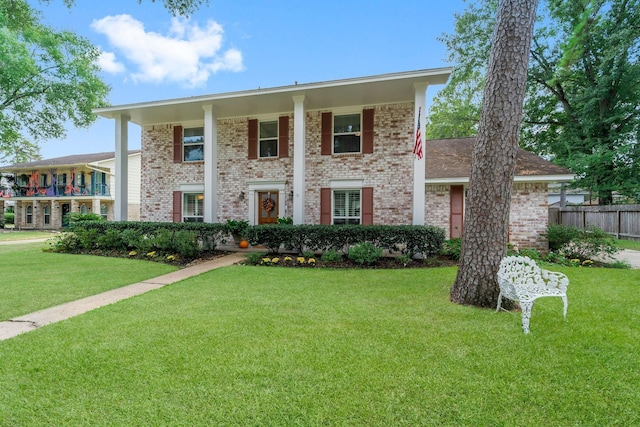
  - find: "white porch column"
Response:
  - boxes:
[412,83,428,225]
[203,105,218,223]
[114,114,130,221]
[292,95,306,224]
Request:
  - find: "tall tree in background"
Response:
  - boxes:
[450,0,538,307]
[47,0,209,16]
[524,0,640,203]
[0,0,109,163]
[428,0,640,203]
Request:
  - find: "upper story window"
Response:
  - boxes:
[183,127,204,162]
[259,121,278,158]
[333,189,361,225]
[334,114,361,154]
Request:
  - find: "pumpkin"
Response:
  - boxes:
[239,240,249,249]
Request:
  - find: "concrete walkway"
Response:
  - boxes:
[0,252,246,341]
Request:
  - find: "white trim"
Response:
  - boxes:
[424,174,575,185]
[178,183,204,192]
[247,180,287,225]
[330,179,364,189]
[292,95,306,225]
[412,83,428,225]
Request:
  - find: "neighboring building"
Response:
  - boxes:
[0,151,141,229]
[94,68,573,250]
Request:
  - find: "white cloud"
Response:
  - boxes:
[96,51,125,74]
[91,14,244,87]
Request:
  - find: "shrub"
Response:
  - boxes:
[441,238,461,261]
[97,229,126,250]
[244,251,269,265]
[67,212,104,225]
[46,232,81,252]
[4,212,14,225]
[321,249,343,263]
[348,242,383,265]
[549,225,619,262]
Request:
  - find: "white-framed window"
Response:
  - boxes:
[26,204,33,224]
[259,120,278,158]
[333,189,361,225]
[43,204,51,225]
[80,204,88,215]
[183,127,204,162]
[100,204,108,220]
[183,193,204,222]
[333,113,361,154]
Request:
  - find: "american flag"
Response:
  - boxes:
[413,107,423,160]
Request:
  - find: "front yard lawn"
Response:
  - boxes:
[1,265,638,425]
[0,242,178,320]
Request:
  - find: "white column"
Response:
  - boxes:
[114,114,130,221]
[412,83,428,225]
[292,95,306,224]
[203,105,218,223]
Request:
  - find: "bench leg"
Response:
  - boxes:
[496,292,503,312]
[562,296,568,320]
[520,300,533,334]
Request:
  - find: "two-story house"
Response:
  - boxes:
[94,68,573,250]
[0,151,141,229]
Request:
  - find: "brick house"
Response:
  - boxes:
[94,69,572,250]
[0,151,141,229]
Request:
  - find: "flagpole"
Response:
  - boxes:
[412,83,428,225]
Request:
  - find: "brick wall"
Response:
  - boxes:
[425,182,549,250]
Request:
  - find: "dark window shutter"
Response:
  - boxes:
[172,191,182,223]
[278,116,289,158]
[321,112,332,155]
[450,185,464,238]
[362,109,374,154]
[320,188,332,224]
[173,125,183,163]
[362,187,374,225]
[248,119,258,160]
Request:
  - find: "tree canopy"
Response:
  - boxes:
[428,0,640,203]
[48,0,209,16]
[0,0,109,164]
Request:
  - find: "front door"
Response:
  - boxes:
[61,203,71,227]
[258,191,278,225]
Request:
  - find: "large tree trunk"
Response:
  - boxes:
[451,0,538,307]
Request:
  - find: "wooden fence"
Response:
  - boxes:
[549,204,640,241]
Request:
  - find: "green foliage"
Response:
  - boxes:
[277,217,293,225]
[428,0,640,201]
[46,232,81,252]
[245,224,446,257]
[320,249,343,263]
[4,212,14,225]
[545,224,619,262]
[441,238,462,261]
[0,0,110,162]
[67,212,104,225]
[348,242,383,265]
[225,219,249,237]
[244,251,268,265]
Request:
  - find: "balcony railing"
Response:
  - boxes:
[0,184,110,198]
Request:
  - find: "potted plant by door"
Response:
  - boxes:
[225,219,249,246]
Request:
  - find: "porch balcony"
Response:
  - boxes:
[1,184,110,198]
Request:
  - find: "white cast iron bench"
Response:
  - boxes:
[497,256,569,333]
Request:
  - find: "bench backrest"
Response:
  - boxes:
[497,256,547,301]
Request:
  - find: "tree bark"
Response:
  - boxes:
[451,0,538,307]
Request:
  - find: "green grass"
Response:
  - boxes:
[0,230,57,241]
[1,265,638,425]
[616,238,640,251]
[0,243,178,320]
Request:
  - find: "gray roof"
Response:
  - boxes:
[426,137,572,179]
[1,150,140,170]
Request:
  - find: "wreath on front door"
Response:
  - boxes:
[262,197,276,213]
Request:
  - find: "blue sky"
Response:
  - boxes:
[30,0,466,160]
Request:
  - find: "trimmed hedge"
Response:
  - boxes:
[245,224,445,257]
[53,221,445,260]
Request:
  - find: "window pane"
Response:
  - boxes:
[260,139,278,157]
[184,127,204,143]
[334,135,361,153]
[184,145,203,161]
[334,114,360,133]
[260,121,277,139]
[334,191,346,216]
